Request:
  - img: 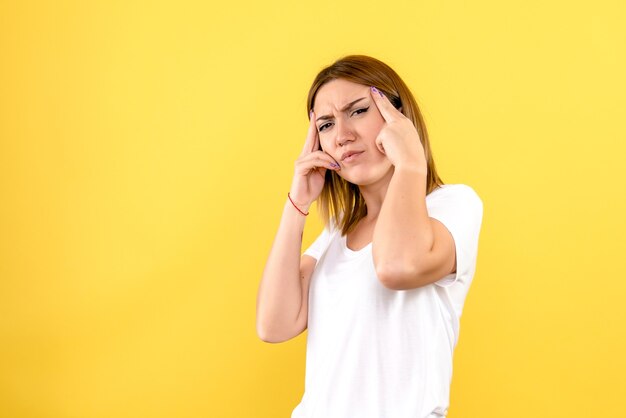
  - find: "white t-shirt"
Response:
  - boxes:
[291,184,484,418]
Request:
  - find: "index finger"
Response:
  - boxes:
[301,110,319,155]
[370,86,402,122]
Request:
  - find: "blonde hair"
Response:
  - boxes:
[306,55,445,236]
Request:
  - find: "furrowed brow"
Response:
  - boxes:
[316,97,367,122]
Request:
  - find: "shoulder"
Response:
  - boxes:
[427,183,482,204]
[327,215,341,234]
[426,184,484,251]
[426,184,484,224]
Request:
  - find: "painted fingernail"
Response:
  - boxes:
[330,162,340,168]
[371,86,384,98]
[309,110,313,119]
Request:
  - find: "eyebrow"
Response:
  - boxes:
[315,97,368,122]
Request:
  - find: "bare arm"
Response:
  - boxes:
[256,109,339,343]
[373,167,456,290]
[255,199,317,343]
[368,88,456,290]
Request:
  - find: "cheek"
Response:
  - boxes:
[368,118,385,135]
[319,136,332,152]
[358,118,382,139]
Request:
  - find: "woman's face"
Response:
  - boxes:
[313,78,393,186]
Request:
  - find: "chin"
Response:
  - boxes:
[337,173,379,187]
[338,165,393,186]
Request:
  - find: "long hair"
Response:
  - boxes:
[306,55,445,236]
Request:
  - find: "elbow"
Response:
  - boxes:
[256,320,279,343]
[375,262,423,290]
[256,329,282,344]
[255,320,294,344]
[256,324,281,344]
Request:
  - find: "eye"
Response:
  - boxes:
[352,107,369,116]
[318,122,332,132]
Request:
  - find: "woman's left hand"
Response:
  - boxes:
[370,86,427,173]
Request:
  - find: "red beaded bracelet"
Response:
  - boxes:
[288,192,309,216]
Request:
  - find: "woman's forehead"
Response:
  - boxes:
[314,79,370,111]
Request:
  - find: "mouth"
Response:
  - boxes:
[341,151,364,162]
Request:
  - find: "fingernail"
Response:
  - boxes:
[309,110,313,119]
[330,162,340,168]
[371,86,384,98]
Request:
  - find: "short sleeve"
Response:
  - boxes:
[426,184,484,288]
[302,221,336,261]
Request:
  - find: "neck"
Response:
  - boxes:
[357,167,395,221]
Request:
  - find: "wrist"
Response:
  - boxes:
[393,163,428,177]
[287,193,311,216]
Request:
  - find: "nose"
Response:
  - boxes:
[335,118,355,147]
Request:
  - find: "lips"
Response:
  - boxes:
[341,150,364,162]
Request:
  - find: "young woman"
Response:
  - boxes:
[256,55,484,418]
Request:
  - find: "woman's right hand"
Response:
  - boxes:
[288,110,341,211]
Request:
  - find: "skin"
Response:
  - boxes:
[256,78,457,343]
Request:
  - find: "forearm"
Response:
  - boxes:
[372,167,433,285]
[256,199,308,338]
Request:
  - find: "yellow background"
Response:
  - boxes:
[1,1,624,417]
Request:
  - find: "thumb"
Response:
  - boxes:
[375,136,386,155]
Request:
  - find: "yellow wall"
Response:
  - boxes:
[1,1,624,417]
